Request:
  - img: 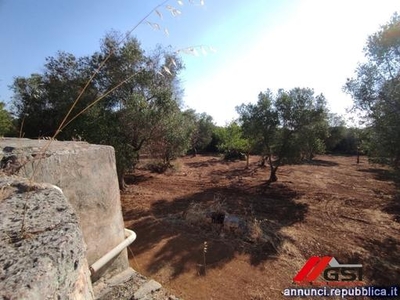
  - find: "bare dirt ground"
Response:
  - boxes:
[122,154,400,300]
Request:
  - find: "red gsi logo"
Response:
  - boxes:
[294,256,363,285]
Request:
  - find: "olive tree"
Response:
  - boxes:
[344,13,400,167]
[237,87,329,183]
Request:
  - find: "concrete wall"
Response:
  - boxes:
[0,176,94,299]
[0,138,129,281]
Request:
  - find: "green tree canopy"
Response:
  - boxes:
[214,121,249,161]
[344,13,400,167]
[0,102,14,136]
[183,109,215,155]
[11,31,187,188]
[237,87,329,183]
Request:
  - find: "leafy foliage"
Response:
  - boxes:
[184,110,215,155]
[344,13,400,168]
[11,32,187,188]
[0,102,14,136]
[11,53,96,138]
[214,122,249,161]
[237,87,329,182]
[324,113,346,153]
[148,109,195,164]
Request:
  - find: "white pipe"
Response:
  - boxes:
[89,228,137,276]
[51,184,63,195]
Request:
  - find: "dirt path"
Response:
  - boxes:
[122,155,400,300]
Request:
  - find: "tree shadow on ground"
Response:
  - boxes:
[358,167,400,222]
[122,206,150,221]
[124,174,154,185]
[302,159,339,167]
[328,238,399,289]
[206,157,340,181]
[125,183,307,279]
[208,167,257,179]
[384,195,400,223]
[355,167,400,288]
[360,236,400,287]
[184,157,229,169]
[357,167,399,182]
[206,160,264,179]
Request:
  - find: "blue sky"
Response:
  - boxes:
[0,0,399,125]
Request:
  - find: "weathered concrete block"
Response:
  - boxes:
[0,176,93,299]
[93,267,179,300]
[0,138,128,281]
[134,279,162,300]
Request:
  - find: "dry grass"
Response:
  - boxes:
[122,154,400,300]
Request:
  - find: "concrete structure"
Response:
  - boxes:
[0,138,127,281]
[0,138,180,299]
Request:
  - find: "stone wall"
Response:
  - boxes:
[0,138,128,281]
[0,138,182,300]
[0,176,93,299]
